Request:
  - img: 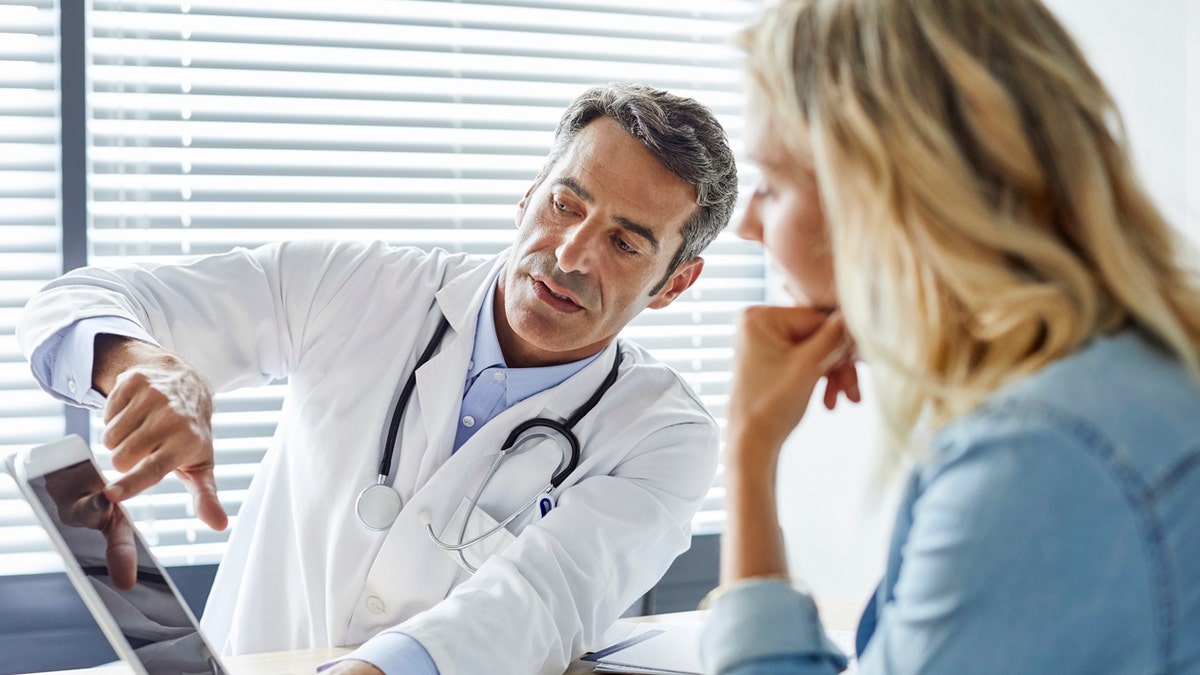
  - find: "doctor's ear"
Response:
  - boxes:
[516,171,547,228]
[648,257,704,309]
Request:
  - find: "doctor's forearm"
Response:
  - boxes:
[92,333,179,395]
[720,429,789,585]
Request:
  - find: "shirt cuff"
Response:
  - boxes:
[31,317,157,408]
[700,578,848,674]
[318,632,439,675]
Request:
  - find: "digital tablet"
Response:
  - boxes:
[6,435,228,675]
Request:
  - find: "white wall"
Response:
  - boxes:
[1190,0,1199,241]
[776,0,1195,612]
[1045,0,1191,237]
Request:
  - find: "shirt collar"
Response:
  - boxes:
[468,273,601,407]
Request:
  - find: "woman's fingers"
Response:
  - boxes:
[801,313,847,374]
[822,359,862,410]
[729,306,856,451]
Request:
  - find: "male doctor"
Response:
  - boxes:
[18,83,739,675]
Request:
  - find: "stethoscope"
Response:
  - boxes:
[355,314,623,572]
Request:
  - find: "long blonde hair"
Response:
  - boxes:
[741,0,1200,459]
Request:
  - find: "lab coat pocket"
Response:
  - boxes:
[437,496,519,573]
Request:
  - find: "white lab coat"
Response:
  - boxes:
[17,240,719,675]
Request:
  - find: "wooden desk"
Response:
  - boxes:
[32,602,862,675]
[34,643,618,675]
[35,643,628,675]
[27,647,353,675]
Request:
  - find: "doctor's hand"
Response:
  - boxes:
[93,334,228,532]
[725,306,859,468]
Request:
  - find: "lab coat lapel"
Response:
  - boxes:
[410,330,472,488]
[410,252,506,488]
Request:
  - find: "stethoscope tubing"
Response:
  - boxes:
[379,314,621,489]
[422,451,555,572]
[367,310,624,573]
[378,317,452,480]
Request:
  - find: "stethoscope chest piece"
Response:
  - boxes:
[356,483,402,531]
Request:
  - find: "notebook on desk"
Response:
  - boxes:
[583,619,859,675]
[6,436,229,675]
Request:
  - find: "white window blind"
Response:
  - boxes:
[0,0,69,575]
[2,0,763,574]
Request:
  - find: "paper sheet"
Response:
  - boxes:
[585,620,859,675]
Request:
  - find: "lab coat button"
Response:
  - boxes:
[68,378,77,394]
[462,415,475,427]
[366,596,385,614]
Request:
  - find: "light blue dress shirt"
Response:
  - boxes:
[29,315,158,408]
[452,280,600,452]
[32,278,598,675]
[701,329,1200,674]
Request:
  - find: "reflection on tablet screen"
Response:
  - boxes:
[30,460,224,675]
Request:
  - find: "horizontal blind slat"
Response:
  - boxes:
[90,2,746,40]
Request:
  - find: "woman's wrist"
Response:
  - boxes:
[724,425,784,480]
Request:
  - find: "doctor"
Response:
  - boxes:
[18,83,739,675]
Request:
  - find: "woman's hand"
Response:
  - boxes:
[720,305,860,583]
[726,306,859,467]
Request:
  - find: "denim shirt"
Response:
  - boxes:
[701,329,1200,674]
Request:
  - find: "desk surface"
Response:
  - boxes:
[33,639,647,674]
[34,642,635,675]
[34,600,862,675]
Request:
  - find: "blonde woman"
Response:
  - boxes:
[702,0,1200,673]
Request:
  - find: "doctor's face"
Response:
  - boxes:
[737,101,836,310]
[496,117,703,367]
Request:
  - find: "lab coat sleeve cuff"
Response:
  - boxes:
[318,632,440,675]
[700,578,848,674]
[34,317,158,408]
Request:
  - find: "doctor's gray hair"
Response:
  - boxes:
[543,83,739,294]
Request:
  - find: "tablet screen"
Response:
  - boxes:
[28,459,224,675]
